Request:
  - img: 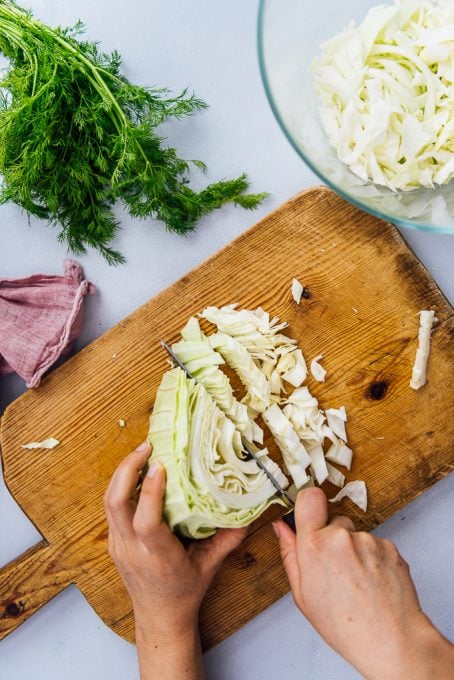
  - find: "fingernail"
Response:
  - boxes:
[137,441,150,452]
[272,522,280,539]
[147,461,160,478]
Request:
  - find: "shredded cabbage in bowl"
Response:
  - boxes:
[311,0,454,191]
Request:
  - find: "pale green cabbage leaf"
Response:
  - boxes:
[172,318,263,443]
[208,332,271,416]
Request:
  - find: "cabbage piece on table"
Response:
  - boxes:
[329,481,368,512]
[410,310,436,390]
[148,368,287,538]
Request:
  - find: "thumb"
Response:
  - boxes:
[295,487,328,539]
[273,520,300,594]
[190,526,248,575]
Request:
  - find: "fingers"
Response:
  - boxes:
[295,487,328,538]
[191,526,249,574]
[133,460,173,547]
[329,515,356,532]
[273,520,300,594]
[211,527,249,562]
[104,441,151,536]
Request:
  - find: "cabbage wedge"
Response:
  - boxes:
[148,368,287,538]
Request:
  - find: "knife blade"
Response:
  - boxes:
[160,340,296,521]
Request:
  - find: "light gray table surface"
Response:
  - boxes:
[0,1,453,678]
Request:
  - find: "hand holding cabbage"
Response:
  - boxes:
[104,440,248,680]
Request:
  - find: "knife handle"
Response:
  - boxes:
[282,509,296,532]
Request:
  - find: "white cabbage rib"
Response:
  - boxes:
[172,318,263,443]
[310,354,327,382]
[292,278,304,304]
[201,304,288,360]
[307,443,329,485]
[284,386,326,444]
[326,462,346,488]
[312,0,454,191]
[325,406,348,441]
[148,368,286,538]
[329,481,368,512]
[263,404,311,488]
[325,439,353,470]
[281,349,308,388]
[201,304,306,398]
[208,332,271,415]
[410,310,436,390]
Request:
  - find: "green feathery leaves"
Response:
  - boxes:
[0,1,267,263]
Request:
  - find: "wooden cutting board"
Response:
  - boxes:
[1,187,453,649]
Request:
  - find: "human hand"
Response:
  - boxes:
[104,441,248,639]
[273,488,454,680]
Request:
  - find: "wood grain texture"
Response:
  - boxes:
[1,187,453,649]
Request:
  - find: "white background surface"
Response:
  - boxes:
[0,1,453,678]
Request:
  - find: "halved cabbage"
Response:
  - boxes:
[148,368,287,538]
[149,302,368,531]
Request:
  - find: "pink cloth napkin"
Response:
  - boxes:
[0,260,95,388]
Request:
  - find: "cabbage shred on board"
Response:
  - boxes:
[311,0,454,191]
[148,304,367,538]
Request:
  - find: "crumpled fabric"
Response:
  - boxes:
[0,259,95,388]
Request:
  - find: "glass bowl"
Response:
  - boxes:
[258,0,454,233]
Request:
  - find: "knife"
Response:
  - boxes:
[160,340,296,531]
